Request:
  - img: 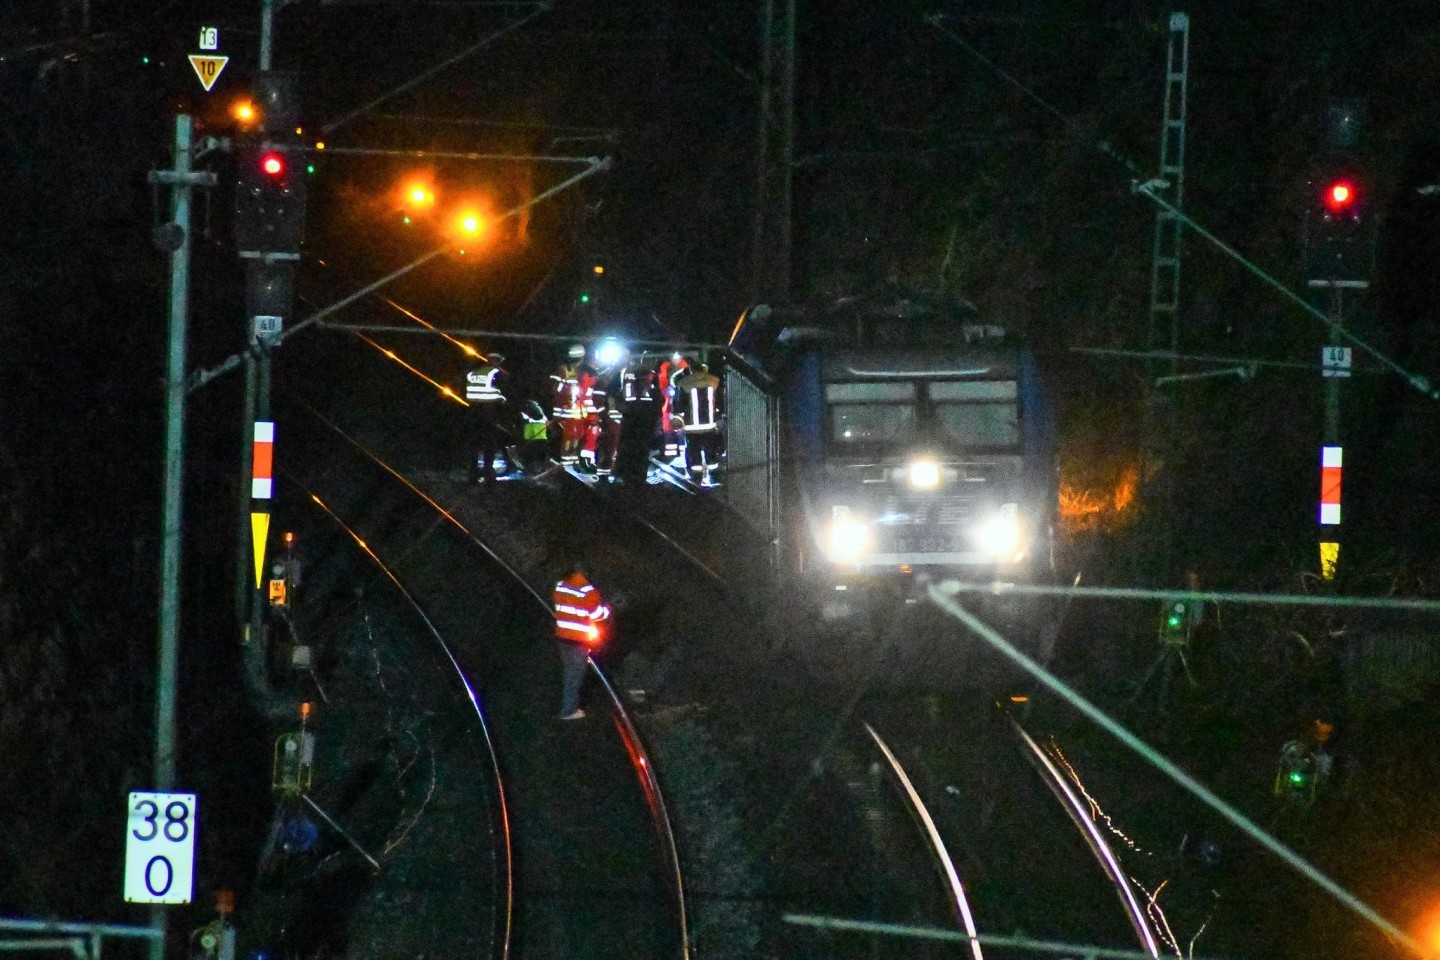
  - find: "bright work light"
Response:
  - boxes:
[594,337,626,369]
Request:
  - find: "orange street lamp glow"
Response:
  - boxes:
[233,101,256,124]
[459,213,483,235]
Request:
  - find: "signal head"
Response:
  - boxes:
[1322,178,1357,216]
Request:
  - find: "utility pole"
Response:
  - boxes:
[146,113,217,960]
[750,0,796,305]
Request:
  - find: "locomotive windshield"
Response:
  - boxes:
[824,378,1019,452]
[931,380,1019,448]
[826,382,916,445]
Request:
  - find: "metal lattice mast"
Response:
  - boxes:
[750,0,796,306]
[1148,12,1190,370]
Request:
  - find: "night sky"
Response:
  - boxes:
[5,0,1440,956]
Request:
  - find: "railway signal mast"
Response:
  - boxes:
[1303,98,1372,579]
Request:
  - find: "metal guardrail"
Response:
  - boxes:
[0,918,161,960]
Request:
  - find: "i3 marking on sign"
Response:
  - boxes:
[124,792,196,904]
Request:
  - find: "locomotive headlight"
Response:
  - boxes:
[973,503,1022,558]
[907,456,942,490]
[825,506,872,564]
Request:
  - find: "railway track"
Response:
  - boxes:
[282,396,692,958]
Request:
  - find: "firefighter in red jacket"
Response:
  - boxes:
[550,344,586,464]
[552,562,610,720]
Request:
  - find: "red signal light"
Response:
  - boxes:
[260,152,285,177]
[1323,179,1356,214]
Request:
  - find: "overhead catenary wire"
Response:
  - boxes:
[926,581,1431,960]
[925,13,1440,403]
[189,157,610,393]
[319,2,551,136]
[936,579,1440,614]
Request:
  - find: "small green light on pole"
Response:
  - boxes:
[579,293,591,304]
[142,55,151,64]
[306,163,315,175]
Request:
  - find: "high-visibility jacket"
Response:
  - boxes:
[520,400,549,441]
[550,363,583,419]
[465,364,506,403]
[673,368,720,433]
[579,368,605,417]
[657,357,690,426]
[621,361,657,403]
[553,572,610,648]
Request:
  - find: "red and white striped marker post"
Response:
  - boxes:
[252,421,275,499]
[251,421,274,588]
[1318,445,1341,579]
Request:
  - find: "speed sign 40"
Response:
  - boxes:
[124,792,196,904]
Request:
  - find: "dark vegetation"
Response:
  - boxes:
[3,0,1440,957]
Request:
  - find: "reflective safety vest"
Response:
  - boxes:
[621,362,656,402]
[552,572,610,648]
[550,364,583,419]
[520,401,549,441]
[579,369,605,417]
[674,370,720,432]
[465,365,505,403]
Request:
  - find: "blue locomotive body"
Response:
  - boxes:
[725,296,1056,619]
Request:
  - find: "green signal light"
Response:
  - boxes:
[1166,615,1182,629]
[142,56,151,64]
[579,293,591,303]
[306,163,315,174]
[402,215,411,225]
[1289,770,1307,785]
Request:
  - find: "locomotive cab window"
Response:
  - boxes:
[930,380,1019,448]
[826,381,916,446]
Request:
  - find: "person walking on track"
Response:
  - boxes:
[552,561,611,720]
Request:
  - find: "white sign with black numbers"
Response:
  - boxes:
[124,792,196,904]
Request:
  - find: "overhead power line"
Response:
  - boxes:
[925,13,1440,403]
[928,582,1430,960]
[320,1,551,136]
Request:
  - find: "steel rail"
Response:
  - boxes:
[864,724,984,960]
[295,478,515,960]
[293,401,692,960]
[1009,720,1159,957]
[556,466,726,587]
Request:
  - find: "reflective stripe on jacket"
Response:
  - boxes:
[466,365,505,403]
[552,572,610,647]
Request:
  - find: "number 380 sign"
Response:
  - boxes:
[124,792,196,904]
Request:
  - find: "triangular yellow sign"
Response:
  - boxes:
[251,512,270,588]
[188,54,229,92]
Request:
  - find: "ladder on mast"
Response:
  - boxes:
[1148,12,1190,370]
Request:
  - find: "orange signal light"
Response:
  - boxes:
[232,101,256,124]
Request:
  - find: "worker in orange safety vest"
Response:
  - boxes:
[553,562,610,720]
